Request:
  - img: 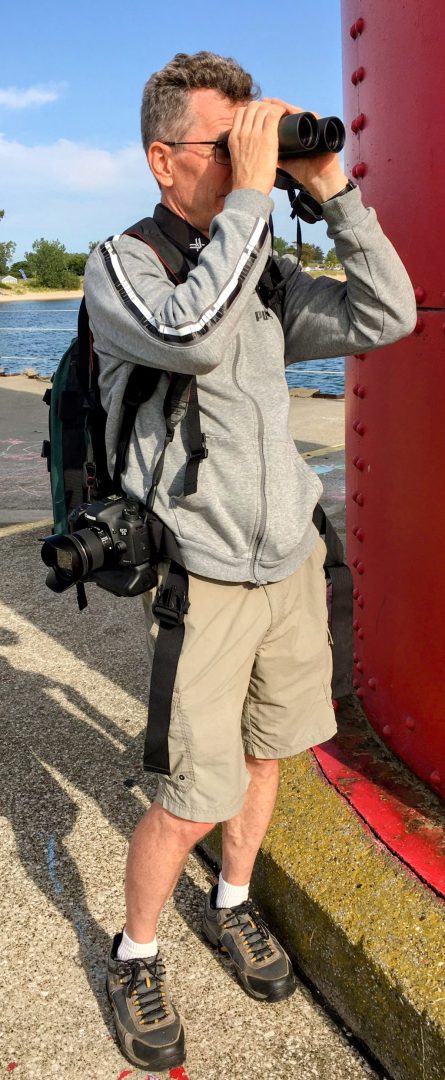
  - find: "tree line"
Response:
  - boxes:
[0,209,341,290]
[0,210,100,288]
[272,236,341,267]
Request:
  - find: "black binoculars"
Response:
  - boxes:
[277,113,345,158]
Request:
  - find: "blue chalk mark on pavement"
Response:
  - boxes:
[47,834,63,896]
[311,463,343,475]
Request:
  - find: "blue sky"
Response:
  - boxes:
[1,0,344,260]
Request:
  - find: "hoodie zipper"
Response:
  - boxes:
[232,335,267,583]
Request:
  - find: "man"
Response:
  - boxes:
[84,52,416,1071]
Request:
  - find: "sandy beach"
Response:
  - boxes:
[0,288,83,303]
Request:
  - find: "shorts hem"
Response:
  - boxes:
[154,788,247,824]
[243,720,338,760]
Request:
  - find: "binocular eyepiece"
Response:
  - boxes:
[277,113,345,158]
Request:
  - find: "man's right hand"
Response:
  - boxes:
[228,101,285,196]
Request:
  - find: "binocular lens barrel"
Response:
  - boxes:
[278,112,319,156]
[278,113,345,159]
[318,117,345,153]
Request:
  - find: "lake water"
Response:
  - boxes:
[0,298,345,395]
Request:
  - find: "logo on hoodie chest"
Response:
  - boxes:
[254,309,273,322]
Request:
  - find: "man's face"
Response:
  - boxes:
[150,88,246,236]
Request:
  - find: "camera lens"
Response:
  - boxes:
[41,527,111,588]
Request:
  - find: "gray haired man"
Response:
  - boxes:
[85,51,416,1071]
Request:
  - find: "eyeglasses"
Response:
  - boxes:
[162,140,231,165]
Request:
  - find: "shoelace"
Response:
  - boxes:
[223,900,274,963]
[117,954,169,1025]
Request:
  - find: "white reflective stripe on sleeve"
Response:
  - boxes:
[102,216,269,341]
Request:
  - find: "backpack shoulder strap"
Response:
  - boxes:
[123,217,190,285]
[256,254,286,325]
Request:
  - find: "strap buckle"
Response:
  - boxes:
[83,461,97,488]
[189,434,208,463]
[153,583,190,626]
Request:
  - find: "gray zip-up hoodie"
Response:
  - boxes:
[84,186,416,585]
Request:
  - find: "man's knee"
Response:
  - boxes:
[245,754,279,781]
[152,799,215,845]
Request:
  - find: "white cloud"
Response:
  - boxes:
[0,134,158,256]
[0,134,153,195]
[0,85,64,109]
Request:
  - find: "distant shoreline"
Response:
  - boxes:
[0,289,83,304]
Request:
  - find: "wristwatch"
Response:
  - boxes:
[326,180,357,201]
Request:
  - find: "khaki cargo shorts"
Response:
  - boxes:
[142,535,337,823]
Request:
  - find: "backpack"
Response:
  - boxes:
[41,216,353,766]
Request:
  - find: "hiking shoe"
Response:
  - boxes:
[106,933,185,1071]
[202,886,296,1002]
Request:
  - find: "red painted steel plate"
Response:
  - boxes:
[341,1,445,800]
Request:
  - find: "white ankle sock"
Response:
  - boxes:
[216,872,249,909]
[117,928,158,961]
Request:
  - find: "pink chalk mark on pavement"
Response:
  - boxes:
[7,1065,18,1073]
[115,1063,191,1079]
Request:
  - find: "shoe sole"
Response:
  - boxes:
[203,926,297,1002]
[106,983,186,1071]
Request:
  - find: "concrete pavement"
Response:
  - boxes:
[1,374,444,1080]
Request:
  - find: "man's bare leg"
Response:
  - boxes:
[221,756,280,884]
[125,801,214,942]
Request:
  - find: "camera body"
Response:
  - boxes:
[41,496,158,598]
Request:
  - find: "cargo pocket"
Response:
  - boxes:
[166,689,195,793]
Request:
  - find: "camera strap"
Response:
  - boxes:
[142,510,190,775]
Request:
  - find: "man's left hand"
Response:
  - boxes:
[262,97,350,203]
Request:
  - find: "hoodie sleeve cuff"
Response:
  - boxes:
[321,185,370,234]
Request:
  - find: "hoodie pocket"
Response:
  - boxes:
[260,436,322,566]
[169,435,260,561]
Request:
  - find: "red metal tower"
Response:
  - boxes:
[341,1,445,796]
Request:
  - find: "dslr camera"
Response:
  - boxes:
[41,496,158,598]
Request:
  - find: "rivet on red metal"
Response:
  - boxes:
[383,725,391,738]
[357,688,365,699]
[356,562,365,574]
[368,678,377,690]
[430,771,441,786]
[353,619,360,630]
[352,162,368,179]
[353,383,360,395]
[356,528,365,542]
[357,386,366,399]
[354,456,365,471]
[358,627,364,638]
[405,716,415,730]
[352,557,359,569]
[353,420,366,436]
[414,316,425,334]
[351,67,365,85]
[353,677,360,688]
[357,595,364,608]
[350,17,365,38]
[414,286,426,304]
[357,661,364,673]
[351,113,366,134]
[353,651,359,663]
[353,586,359,599]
